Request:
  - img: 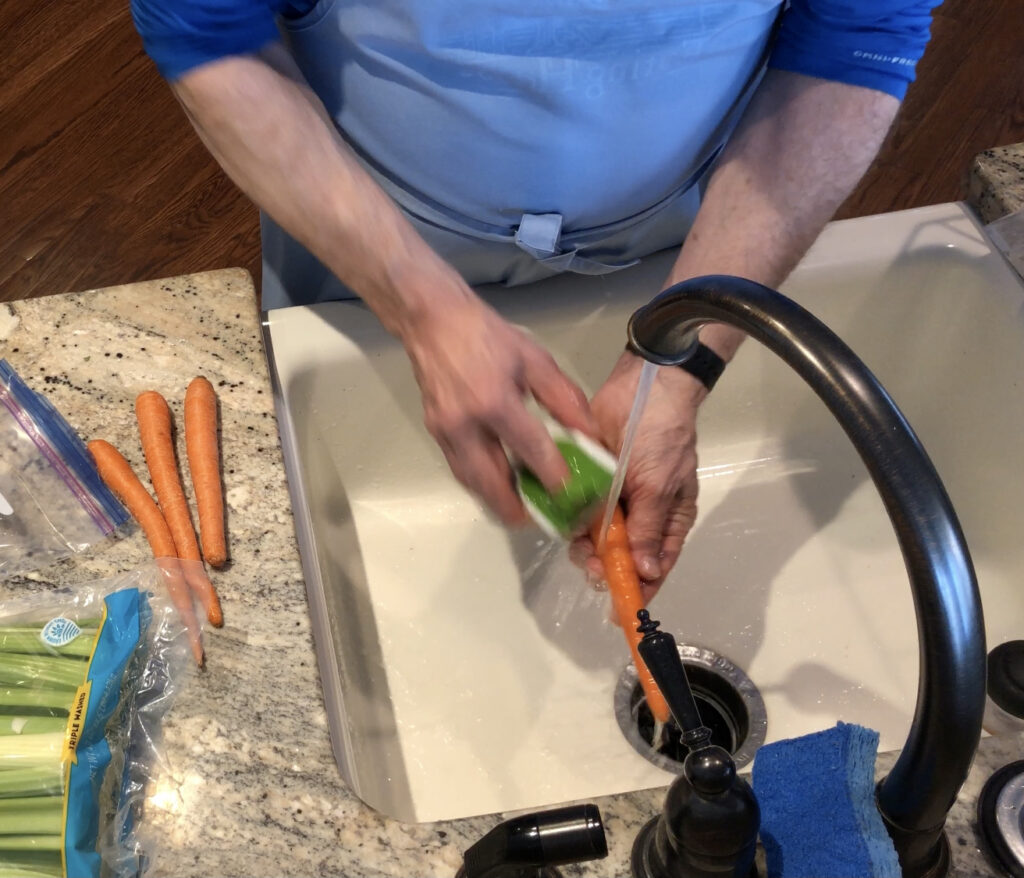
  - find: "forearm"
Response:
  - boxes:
[172,53,472,335]
[669,70,900,360]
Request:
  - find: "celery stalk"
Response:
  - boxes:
[0,717,66,737]
[0,796,64,813]
[0,836,61,851]
[0,688,71,715]
[0,654,85,690]
[0,804,61,836]
[0,764,63,798]
[0,866,63,878]
[0,627,95,659]
[0,733,63,768]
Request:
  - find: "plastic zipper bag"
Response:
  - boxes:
[0,563,195,877]
[0,360,130,579]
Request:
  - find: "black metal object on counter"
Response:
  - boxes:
[977,759,1024,878]
[626,274,987,878]
[457,804,608,878]
[988,641,1024,719]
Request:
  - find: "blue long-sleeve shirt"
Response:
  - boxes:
[134,0,940,99]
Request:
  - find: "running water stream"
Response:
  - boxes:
[595,361,676,745]
[595,360,659,552]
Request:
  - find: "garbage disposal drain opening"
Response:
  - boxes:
[614,643,767,774]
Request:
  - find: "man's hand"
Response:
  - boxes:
[569,71,902,593]
[571,351,705,601]
[403,293,597,525]
[174,56,600,524]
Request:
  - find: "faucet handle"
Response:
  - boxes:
[635,610,711,748]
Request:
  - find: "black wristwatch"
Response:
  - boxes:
[676,341,726,391]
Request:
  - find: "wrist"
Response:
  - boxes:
[355,229,478,344]
[388,262,474,341]
[616,349,709,406]
[697,323,746,363]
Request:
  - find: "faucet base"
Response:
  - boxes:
[900,831,951,878]
[632,812,951,878]
[630,814,759,878]
[629,815,657,878]
[878,792,952,878]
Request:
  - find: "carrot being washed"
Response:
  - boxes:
[184,376,227,567]
[591,505,671,724]
[135,391,223,628]
[87,439,205,666]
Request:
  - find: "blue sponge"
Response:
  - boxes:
[751,722,901,878]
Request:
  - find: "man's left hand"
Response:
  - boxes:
[570,350,706,601]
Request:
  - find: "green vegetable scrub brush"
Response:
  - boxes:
[516,426,617,539]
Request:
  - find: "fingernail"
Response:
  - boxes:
[639,556,661,580]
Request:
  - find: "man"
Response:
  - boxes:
[133,0,939,594]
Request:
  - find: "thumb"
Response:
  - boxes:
[624,488,671,582]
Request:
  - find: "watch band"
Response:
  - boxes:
[677,342,726,391]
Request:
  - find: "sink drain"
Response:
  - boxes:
[614,643,766,773]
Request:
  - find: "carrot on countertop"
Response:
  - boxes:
[87,439,205,667]
[591,505,671,724]
[135,390,224,628]
[184,376,227,567]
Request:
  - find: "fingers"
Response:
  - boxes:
[492,398,570,493]
[437,429,527,526]
[657,475,698,580]
[622,486,674,583]
[569,534,605,582]
[525,347,599,438]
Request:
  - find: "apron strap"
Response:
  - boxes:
[514,213,564,258]
[514,212,640,276]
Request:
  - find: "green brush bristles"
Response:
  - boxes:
[517,429,617,539]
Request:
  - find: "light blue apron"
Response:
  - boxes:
[261,1,784,309]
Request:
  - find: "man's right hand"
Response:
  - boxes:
[172,56,595,524]
[402,293,597,525]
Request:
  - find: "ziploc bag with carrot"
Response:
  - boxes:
[0,564,194,878]
[0,360,130,579]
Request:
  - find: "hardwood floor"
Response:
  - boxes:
[1,0,1021,303]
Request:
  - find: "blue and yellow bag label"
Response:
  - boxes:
[60,588,146,878]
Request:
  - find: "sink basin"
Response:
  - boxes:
[263,202,1024,823]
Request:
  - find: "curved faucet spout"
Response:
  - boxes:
[628,275,986,878]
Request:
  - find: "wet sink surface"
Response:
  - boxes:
[263,203,1024,823]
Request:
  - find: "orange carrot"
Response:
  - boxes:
[591,506,670,724]
[184,377,227,567]
[87,439,205,667]
[135,391,224,628]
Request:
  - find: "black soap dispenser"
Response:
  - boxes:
[631,610,760,878]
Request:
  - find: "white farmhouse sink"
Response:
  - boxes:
[263,202,1024,823]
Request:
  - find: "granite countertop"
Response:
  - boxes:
[969,142,1024,224]
[0,151,1022,877]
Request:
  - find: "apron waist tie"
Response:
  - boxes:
[514,213,639,277]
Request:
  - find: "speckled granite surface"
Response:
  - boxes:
[0,241,1021,875]
[969,142,1024,224]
